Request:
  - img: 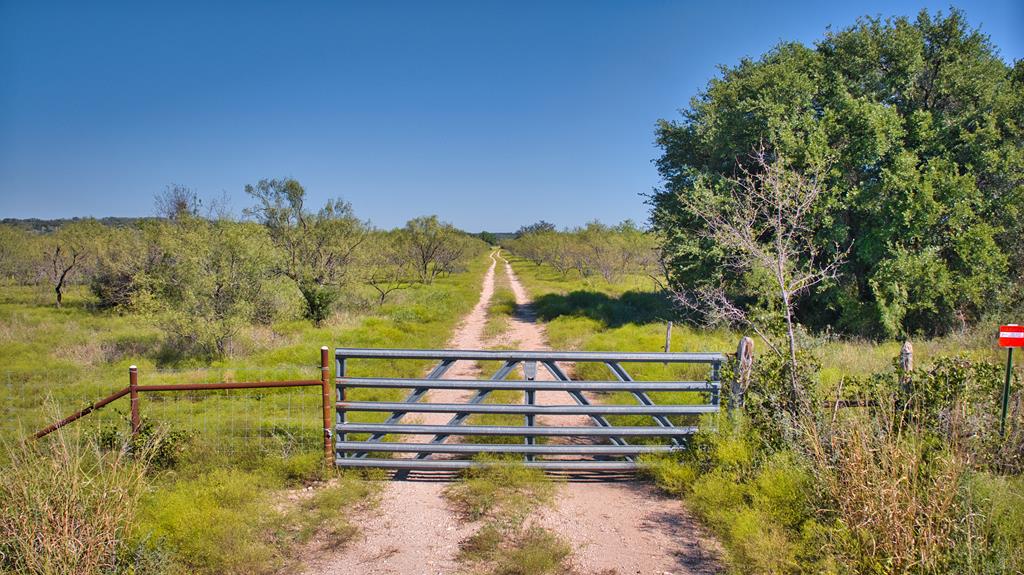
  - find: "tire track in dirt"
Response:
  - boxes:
[493,252,723,575]
[302,251,500,575]
[303,250,721,574]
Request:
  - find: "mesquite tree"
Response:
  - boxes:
[363,230,415,305]
[245,179,367,325]
[403,216,464,284]
[41,220,103,307]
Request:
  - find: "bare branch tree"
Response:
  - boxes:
[155,184,202,221]
[675,145,847,409]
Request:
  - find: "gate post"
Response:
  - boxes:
[899,341,913,395]
[320,346,333,467]
[730,337,754,411]
[129,365,140,436]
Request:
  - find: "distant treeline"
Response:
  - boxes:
[0,181,490,357]
[504,220,660,283]
[1,217,155,232]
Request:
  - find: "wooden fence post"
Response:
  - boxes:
[899,341,913,394]
[664,321,673,353]
[129,365,140,436]
[731,337,754,410]
[321,346,333,468]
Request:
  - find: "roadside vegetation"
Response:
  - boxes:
[503,8,1024,574]
[0,181,490,575]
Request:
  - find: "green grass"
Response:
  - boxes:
[484,287,517,341]
[132,467,380,575]
[0,253,493,574]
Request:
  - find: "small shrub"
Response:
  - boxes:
[133,469,283,575]
[444,457,554,522]
[639,454,698,495]
[90,271,138,310]
[491,525,572,575]
[688,469,747,531]
[726,508,798,573]
[97,418,190,470]
[750,452,812,530]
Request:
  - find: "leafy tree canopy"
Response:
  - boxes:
[651,8,1023,339]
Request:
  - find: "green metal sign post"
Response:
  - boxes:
[998,324,1022,436]
[1001,347,1013,437]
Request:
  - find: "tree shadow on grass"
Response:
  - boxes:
[531,290,674,328]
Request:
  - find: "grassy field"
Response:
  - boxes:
[0,253,492,575]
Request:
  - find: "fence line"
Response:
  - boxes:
[19,347,335,466]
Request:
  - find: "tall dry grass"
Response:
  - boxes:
[0,424,152,575]
[811,408,966,573]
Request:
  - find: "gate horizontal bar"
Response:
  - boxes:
[334,458,641,471]
[338,401,716,415]
[337,377,716,392]
[335,441,680,455]
[136,380,322,392]
[336,348,724,363]
[337,423,697,436]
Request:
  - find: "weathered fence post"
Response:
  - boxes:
[730,337,754,410]
[899,341,913,395]
[664,321,673,353]
[129,365,140,436]
[320,346,333,467]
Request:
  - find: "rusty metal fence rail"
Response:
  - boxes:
[26,348,335,465]
[334,348,725,471]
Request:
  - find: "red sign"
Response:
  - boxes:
[1000,325,1024,348]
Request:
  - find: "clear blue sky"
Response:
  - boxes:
[1,1,1020,231]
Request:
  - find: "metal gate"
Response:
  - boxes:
[333,348,724,471]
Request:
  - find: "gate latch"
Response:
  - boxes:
[523,361,537,381]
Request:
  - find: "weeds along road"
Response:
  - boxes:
[303,250,721,575]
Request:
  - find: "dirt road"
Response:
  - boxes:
[303,251,721,575]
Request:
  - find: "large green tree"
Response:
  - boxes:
[652,9,1023,338]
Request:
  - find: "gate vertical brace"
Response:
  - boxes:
[336,355,347,460]
[524,361,536,462]
[710,361,721,407]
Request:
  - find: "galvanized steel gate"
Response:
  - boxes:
[333,348,725,472]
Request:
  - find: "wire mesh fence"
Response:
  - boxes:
[1,365,326,465]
